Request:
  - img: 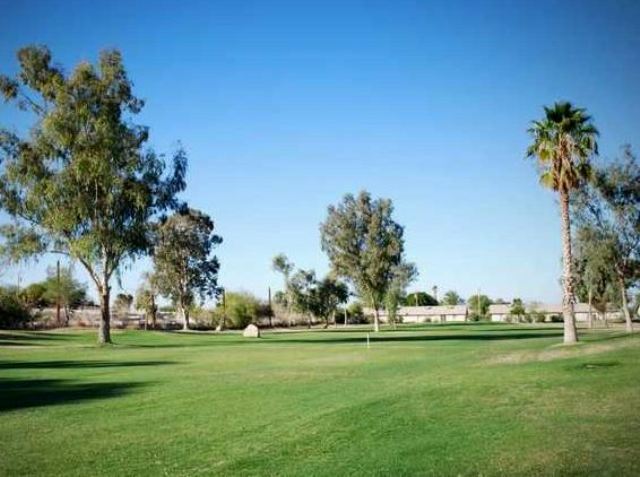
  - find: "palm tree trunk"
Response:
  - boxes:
[559,189,578,344]
[618,276,633,333]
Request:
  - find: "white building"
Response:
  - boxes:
[367,305,468,323]
[489,302,622,322]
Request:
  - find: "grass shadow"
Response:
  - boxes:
[0,360,177,370]
[266,331,564,345]
[0,378,146,413]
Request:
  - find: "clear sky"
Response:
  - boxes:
[1,0,639,304]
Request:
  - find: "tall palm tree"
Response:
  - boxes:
[527,101,599,344]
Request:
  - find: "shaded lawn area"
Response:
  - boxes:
[0,324,639,476]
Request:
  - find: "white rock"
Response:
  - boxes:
[243,323,261,338]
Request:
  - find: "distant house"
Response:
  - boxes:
[488,304,511,322]
[366,305,468,323]
[489,302,622,322]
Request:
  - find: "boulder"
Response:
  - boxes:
[243,323,261,338]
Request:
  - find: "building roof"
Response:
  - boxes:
[488,304,511,314]
[371,305,468,317]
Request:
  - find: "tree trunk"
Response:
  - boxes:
[98,288,112,345]
[588,287,593,329]
[559,189,578,344]
[373,308,380,332]
[618,277,633,333]
[181,302,190,331]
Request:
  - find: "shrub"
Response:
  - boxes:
[224,291,261,329]
[0,288,32,329]
[550,314,563,323]
[529,311,546,323]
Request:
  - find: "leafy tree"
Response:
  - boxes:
[527,101,598,344]
[0,46,187,344]
[441,290,464,306]
[467,294,492,321]
[289,268,317,328]
[320,191,409,332]
[572,225,620,327]
[272,253,294,319]
[386,263,418,328]
[135,273,159,329]
[42,265,87,323]
[153,209,222,331]
[19,282,48,309]
[307,276,350,328]
[403,291,438,306]
[574,146,640,332]
[509,298,526,323]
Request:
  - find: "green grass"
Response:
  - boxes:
[1,324,639,476]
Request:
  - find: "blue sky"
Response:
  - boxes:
[1,0,639,304]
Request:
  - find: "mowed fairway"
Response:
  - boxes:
[1,324,639,476]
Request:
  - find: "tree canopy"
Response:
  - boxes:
[153,208,222,330]
[320,191,412,332]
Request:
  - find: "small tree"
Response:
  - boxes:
[509,298,526,323]
[320,191,409,332]
[289,269,317,328]
[272,254,294,322]
[441,290,464,306]
[135,272,159,329]
[0,46,187,344]
[42,265,87,324]
[467,294,492,321]
[403,291,438,306]
[153,209,222,330]
[385,263,417,328]
[310,276,349,328]
[113,293,134,317]
[572,225,620,327]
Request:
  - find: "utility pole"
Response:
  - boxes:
[432,285,438,303]
[56,260,61,326]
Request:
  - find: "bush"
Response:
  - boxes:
[223,291,261,329]
[529,311,546,323]
[347,302,369,324]
[0,288,32,329]
[550,314,563,323]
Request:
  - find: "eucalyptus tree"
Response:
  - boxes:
[320,191,409,332]
[527,101,599,343]
[0,46,186,344]
[153,209,221,331]
[288,268,317,328]
[572,225,619,327]
[574,146,640,332]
